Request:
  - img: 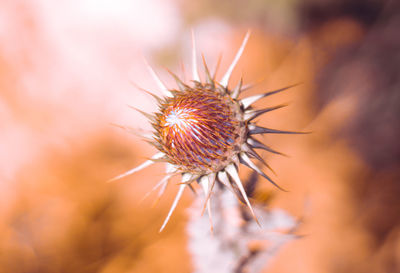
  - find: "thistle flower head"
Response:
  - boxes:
[110,31,306,231]
[154,86,244,175]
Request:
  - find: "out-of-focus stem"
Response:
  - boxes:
[187,183,298,273]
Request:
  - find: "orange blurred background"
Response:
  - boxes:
[0,0,399,272]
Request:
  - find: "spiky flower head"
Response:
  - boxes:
[154,82,244,175]
[110,31,305,231]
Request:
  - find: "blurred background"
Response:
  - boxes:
[0,0,399,272]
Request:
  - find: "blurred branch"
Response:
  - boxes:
[187,183,299,273]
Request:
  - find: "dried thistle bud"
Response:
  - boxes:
[110,31,307,231]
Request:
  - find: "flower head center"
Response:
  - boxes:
[164,108,198,131]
